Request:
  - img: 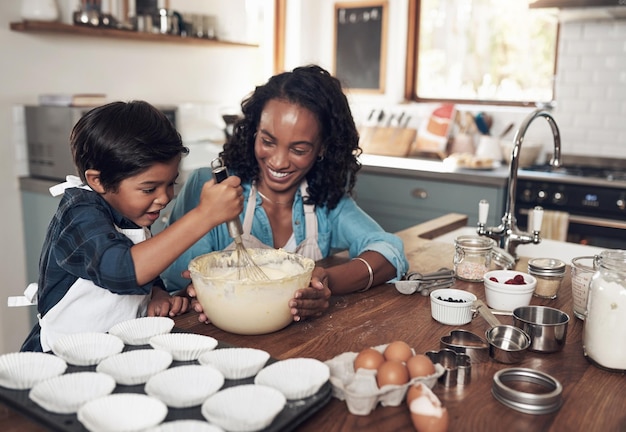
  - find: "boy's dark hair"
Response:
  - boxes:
[221,64,361,210]
[71,100,188,192]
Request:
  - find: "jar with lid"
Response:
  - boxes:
[583,250,626,372]
[453,235,514,282]
[528,258,566,299]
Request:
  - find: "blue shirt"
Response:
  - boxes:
[161,167,409,292]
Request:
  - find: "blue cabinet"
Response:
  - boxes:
[354,171,506,233]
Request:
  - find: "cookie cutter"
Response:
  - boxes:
[492,368,563,415]
[395,268,455,296]
[440,330,490,364]
[425,348,471,387]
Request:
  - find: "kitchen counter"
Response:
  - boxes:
[18,154,510,195]
[3,213,624,431]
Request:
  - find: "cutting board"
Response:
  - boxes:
[359,126,417,157]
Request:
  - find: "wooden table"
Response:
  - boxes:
[3,215,625,431]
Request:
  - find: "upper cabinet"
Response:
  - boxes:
[9,20,259,48]
[529,0,621,7]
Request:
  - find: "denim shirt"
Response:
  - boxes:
[161,167,409,292]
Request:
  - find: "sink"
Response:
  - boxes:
[432,227,606,265]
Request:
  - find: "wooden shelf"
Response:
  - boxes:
[10,20,258,48]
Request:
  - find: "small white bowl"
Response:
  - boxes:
[77,393,167,432]
[149,333,218,361]
[108,316,174,345]
[51,332,124,366]
[430,289,478,325]
[484,270,537,311]
[96,349,173,385]
[145,364,224,408]
[201,384,286,432]
[198,347,270,380]
[0,352,67,390]
[254,358,330,400]
[29,372,116,414]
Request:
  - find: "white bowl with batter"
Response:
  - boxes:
[189,248,315,335]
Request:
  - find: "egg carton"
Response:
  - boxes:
[324,344,445,416]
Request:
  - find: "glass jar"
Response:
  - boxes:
[583,250,626,372]
[454,236,496,282]
[528,258,565,299]
[570,256,596,320]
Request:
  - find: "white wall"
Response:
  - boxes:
[0,0,274,354]
[285,0,626,159]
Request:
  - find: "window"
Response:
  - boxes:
[406,0,559,105]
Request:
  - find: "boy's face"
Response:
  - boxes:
[101,157,180,228]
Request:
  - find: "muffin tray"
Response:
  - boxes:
[0,338,332,432]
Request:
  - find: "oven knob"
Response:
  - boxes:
[537,190,547,202]
[553,191,566,205]
[521,188,533,202]
[618,198,625,211]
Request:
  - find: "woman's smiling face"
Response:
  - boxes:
[254,99,322,197]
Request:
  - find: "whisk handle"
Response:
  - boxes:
[212,162,244,239]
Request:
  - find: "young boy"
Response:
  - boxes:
[21,100,243,352]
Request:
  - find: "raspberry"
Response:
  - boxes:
[489,277,498,282]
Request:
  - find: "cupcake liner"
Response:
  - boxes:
[108,317,174,345]
[0,352,67,390]
[198,348,269,380]
[51,332,124,366]
[145,364,224,408]
[254,358,330,400]
[95,349,173,385]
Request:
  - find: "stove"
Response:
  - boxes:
[515,155,626,249]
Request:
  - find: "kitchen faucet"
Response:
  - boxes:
[477,109,562,260]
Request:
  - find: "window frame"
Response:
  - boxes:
[404,0,560,106]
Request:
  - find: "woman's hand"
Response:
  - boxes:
[182,270,211,324]
[289,267,331,321]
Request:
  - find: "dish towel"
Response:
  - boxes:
[528,210,570,242]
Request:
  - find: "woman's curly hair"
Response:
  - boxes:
[220,64,361,210]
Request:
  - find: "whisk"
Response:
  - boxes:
[211,158,269,281]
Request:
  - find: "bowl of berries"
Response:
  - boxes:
[430,288,478,325]
[483,270,537,311]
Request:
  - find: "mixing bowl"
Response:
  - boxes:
[189,249,315,335]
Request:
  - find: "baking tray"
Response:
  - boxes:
[0,337,332,432]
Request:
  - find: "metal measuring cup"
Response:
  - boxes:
[473,300,530,364]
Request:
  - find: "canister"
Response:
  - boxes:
[528,258,565,299]
[570,256,595,320]
[454,236,496,282]
[583,250,626,372]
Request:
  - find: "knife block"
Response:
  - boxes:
[359,126,417,157]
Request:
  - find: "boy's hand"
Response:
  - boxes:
[148,286,190,317]
[198,176,243,228]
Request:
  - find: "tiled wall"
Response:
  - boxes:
[553,19,626,157]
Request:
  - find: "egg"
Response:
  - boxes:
[354,347,385,371]
[406,354,436,378]
[376,360,410,388]
[383,340,413,363]
[409,383,449,432]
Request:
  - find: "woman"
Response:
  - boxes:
[162,65,408,322]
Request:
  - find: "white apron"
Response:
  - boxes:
[227,182,323,261]
[12,175,151,352]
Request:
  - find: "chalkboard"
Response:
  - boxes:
[334,1,387,92]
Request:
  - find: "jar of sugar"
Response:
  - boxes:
[453,235,511,282]
[583,250,626,372]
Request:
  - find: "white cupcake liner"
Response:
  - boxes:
[145,364,225,408]
[254,358,330,400]
[77,393,167,432]
[149,333,218,361]
[201,384,286,432]
[51,332,124,366]
[148,420,225,432]
[96,349,173,386]
[0,352,67,390]
[108,316,174,345]
[198,348,270,380]
[29,371,116,414]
